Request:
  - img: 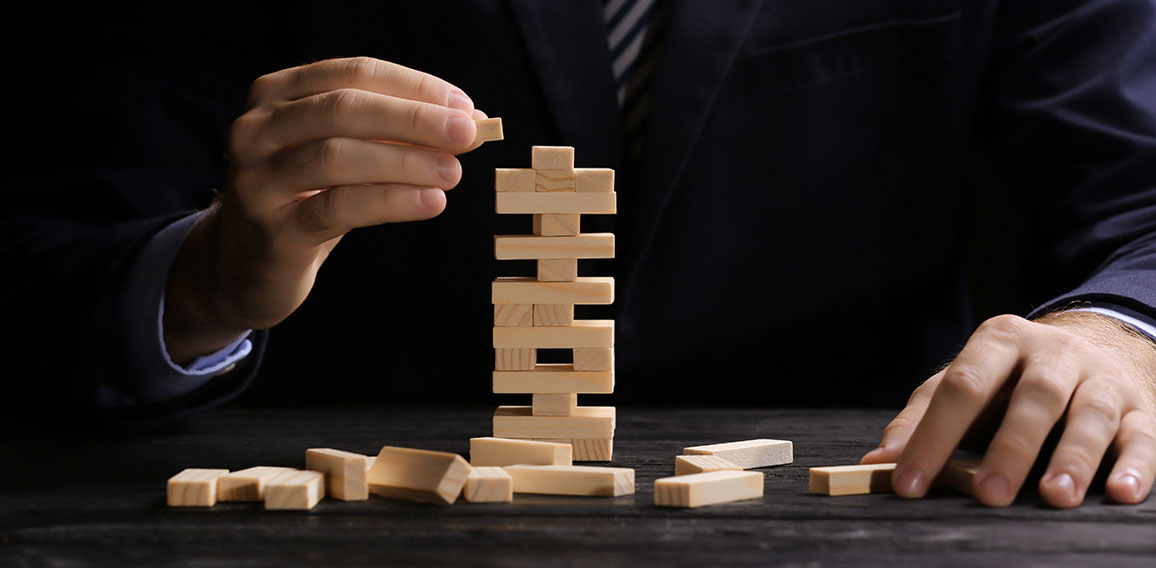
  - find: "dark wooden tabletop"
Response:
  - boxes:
[2,407,1154,567]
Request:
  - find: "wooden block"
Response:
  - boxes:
[495,168,535,193]
[533,214,581,236]
[531,439,614,461]
[939,458,980,496]
[469,437,572,467]
[365,456,376,470]
[531,146,574,170]
[463,467,513,503]
[492,276,613,305]
[493,365,614,394]
[683,439,793,469]
[493,405,615,439]
[809,463,897,496]
[367,446,473,505]
[532,393,577,416]
[538,259,578,282]
[305,448,370,501]
[473,117,503,146]
[493,320,613,349]
[573,348,614,371]
[217,466,296,502]
[167,468,229,507]
[534,304,574,326]
[654,471,764,508]
[495,348,536,370]
[496,192,616,215]
[505,465,634,497]
[675,455,742,476]
[574,168,614,193]
[535,169,576,192]
[264,470,325,510]
[493,234,614,260]
[494,304,533,327]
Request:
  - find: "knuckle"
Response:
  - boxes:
[1072,392,1121,425]
[979,314,1027,342]
[992,432,1037,461]
[246,72,279,107]
[326,88,365,124]
[940,365,989,402]
[1020,372,1071,410]
[341,56,384,83]
[1056,445,1101,474]
[313,138,348,175]
[882,415,917,437]
[298,191,338,233]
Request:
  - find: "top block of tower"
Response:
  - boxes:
[532,146,574,170]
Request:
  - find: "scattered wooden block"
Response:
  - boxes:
[495,348,536,370]
[495,192,616,215]
[495,168,536,193]
[573,348,614,371]
[532,393,577,416]
[492,365,615,394]
[531,146,574,170]
[265,470,325,510]
[494,304,533,327]
[532,438,614,461]
[505,465,634,497]
[463,467,513,503]
[533,214,580,237]
[675,455,742,476]
[305,448,370,501]
[367,446,473,505]
[809,463,896,496]
[654,471,764,508]
[493,319,613,349]
[217,466,296,502]
[469,437,572,467]
[493,405,615,439]
[535,169,576,192]
[574,168,614,193]
[538,259,578,282]
[472,117,504,147]
[683,439,793,469]
[493,234,614,260]
[492,276,614,305]
[167,468,229,507]
[938,458,980,496]
[533,304,574,326]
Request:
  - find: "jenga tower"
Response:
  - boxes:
[491,146,617,461]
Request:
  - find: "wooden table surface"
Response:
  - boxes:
[2,407,1154,567]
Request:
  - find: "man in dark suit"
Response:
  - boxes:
[4,0,1155,509]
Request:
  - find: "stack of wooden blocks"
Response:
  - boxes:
[491,146,617,461]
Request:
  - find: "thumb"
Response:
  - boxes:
[861,370,943,464]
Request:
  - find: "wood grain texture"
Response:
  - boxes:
[809,463,896,496]
[492,365,614,394]
[654,470,764,508]
[264,470,325,510]
[533,214,580,236]
[531,146,574,170]
[469,437,572,467]
[533,304,574,326]
[495,168,535,192]
[472,117,503,148]
[683,439,793,469]
[492,277,613,305]
[494,348,536,370]
[573,348,614,371]
[167,468,228,507]
[493,234,614,260]
[505,465,634,497]
[217,466,296,502]
[537,259,578,282]
[463,467,513,503]
[367,446,472,505]
[574,168,614,193]
[532,393,577,417]
[535,169,576,192]
[494,304,533,327]
[492,320,613,349]
[531,438,614,462]
[305,448,369,501]
[674,455,741,476]
[495,192,616,214]
[493,405,615,439]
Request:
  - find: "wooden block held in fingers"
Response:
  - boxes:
[495,168,535,192]
[496,192,616,214]
[495,348,536,370]
[533,438,614,461]
[683,439,793,469]
[534,304,574,326]
[167,468,229,507]
[492,276,613,305]
[494,304,533,327]
[470,437,572,467]
[505,465,634,496]
[367,446,473,505]
[532,393,577,416]
[575,168,614,192]
[305,448,370,501]
[675,455,742,476]
[654,471,764,508]
[531,146,574,170]
[938,458,980,496]
[534,214,580,236]
[265,470,325,510]
[493,405,615,439]
[494,234,614,260]
[573,348,614,371]
[463,467,513,503]
[536,169,576,192]
[538,259,578,282]
[493,365,614,394]
[218,466,296,502]
[473,117,504,146]
[493,320,613,349]
[809,463,896,496]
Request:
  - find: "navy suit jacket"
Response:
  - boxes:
[4,0,1156,424]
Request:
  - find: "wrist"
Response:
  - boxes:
[1035,310,1156,408]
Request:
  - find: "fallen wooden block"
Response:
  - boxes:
[574,168,614,193]
[654,470,764,508]
[495,348,536,370]
[495,168,535,193]
[573,348,614,371]
[470,437,572,467]
[217,466,296,502]
[493,364,614,394]
[167,468,229,507]
[493,405,615,439]
[472,117,504,147]
[531,146,575,170]
[938,458,980,496]
[683,439,793,469]
[492,319,614,349]
[505,465,634,496]
[675,455,742,476]
[367,446,472,505]
[495,192,616,215]
[532,438,614,461]
[536,169,576,192]
[533,304,574,326]
[809,463,896,496]
[493,234,615,260]
[533,214,580,237]
[463,467,513,503]
[265,470,325,510]
[305,448,370,501]
[532,393,577,416]
[492,277,614,305]
[538,259,578,282]
[494,304,533,327]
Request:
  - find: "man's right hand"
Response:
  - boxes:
[163,57,483,364]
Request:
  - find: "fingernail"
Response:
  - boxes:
[419,188,445,209]
[447,91,474,112]
[1044,472,1076,499]
[436,156,460,184]
[1118,472,1141,500]
[445,115,474,145]
[978,472,1010,502]
[893,468,926,498]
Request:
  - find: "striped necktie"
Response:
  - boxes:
[604,0,668,162]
